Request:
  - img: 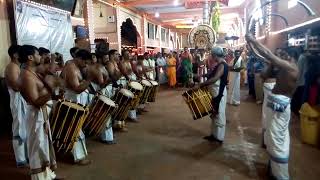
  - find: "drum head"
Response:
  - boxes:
[119,88,134,98]
[149,80,159,86]
[61,101,85,111]
[129,82,143,91]
[141,80,152,87]
[98,95,116,106]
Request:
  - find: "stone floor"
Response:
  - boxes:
[1,87,320,180]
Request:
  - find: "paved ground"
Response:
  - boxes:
[1,87,320,180]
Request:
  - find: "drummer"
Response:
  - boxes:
[18,45,62,179]
[86,54,116,144]
[135,55,150,113]
[61,49,92,166]
[192,47,229,144]
[118,50,139,122]
[105,49,128,132]
[86,53,111,96]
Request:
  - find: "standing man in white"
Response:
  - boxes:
[5,45,28,167]
[228,50,244,106]
[194,47,229,144]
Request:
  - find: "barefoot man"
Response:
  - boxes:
[246,33,299,180]
[61,49,92,166]
[5,45,28,167]
[19,45,61,179]
[118,50,139,122]
[193,47,229,144]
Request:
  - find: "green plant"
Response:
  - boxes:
[211,2,220,32]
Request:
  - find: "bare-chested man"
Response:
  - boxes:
[5,45,28,167]
[39,47,51,64]
[95,53,119,142]
[135,55,149,80]
[18,45,61,179]
[142,52,155,80]
[61,49,92,166]
[118,50,139,122]
[104,50,129,131]
[134,55,151,113]
[85,54,116,144]
[246,33,299,180]
[36,48,53,76]
[104,50,123,85]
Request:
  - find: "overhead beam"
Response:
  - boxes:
[147,6,243,19]
[123,0,221,6]
[123,0,176,6]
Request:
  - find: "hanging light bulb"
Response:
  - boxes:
[155,12,160,18]
[174,0,179,6]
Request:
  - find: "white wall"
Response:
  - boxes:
[93,3,118,50]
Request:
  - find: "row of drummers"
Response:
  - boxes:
[47,48,160,156]
[51,78,159,154]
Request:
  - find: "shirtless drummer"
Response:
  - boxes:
[246,33,299,180]
[86,55,116,144]
[118,50,139,122]
[61,49,92,166]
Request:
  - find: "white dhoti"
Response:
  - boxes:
[100,84,115,142]
[114,77,129,128]
[127,73,138,120]
[261,83,276,138]
[8,89,28,166]
[229,71,241,105]
[264,93,291,180]
[100,116,114,142]
[31,167,56,180]
[209,82,227,141]
[64,89,88,162]
[229,57,242,105]
[72,130,88,161]
[26,105,56,179]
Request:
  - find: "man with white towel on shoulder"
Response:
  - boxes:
[228,50,244,106]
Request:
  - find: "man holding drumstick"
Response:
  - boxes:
[192,47,229,144]
[246,33,298,180]
[61,49,92,166]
